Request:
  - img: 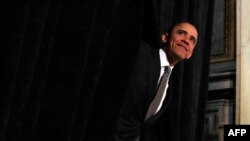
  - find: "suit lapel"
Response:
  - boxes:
[145,48,174,124]
[146,48,161,107]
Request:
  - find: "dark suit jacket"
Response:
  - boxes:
[113,41,173,141]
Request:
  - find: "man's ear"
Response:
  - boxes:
[161,33,168,43]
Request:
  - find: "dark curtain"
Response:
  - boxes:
[1,0,213,141]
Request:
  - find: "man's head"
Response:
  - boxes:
[161,22,198,66]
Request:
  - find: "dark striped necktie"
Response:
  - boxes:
[145,66,171,120]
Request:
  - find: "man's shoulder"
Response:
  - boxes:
[138,40,159,53]
[138,40,159,57]
[139,40,152,49]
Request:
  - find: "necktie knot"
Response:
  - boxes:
[164,66,171,75]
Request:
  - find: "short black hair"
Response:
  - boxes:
[166,22,198,35]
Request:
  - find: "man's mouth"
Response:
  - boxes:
[176,43,188,51]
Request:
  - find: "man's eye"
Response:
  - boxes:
[178,31,185,35]
[190,38,196,44]
[191,39,195,44]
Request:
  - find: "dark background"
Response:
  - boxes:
[1,0,213,141]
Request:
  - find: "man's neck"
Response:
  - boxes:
[163,47,179,66]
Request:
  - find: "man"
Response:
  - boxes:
[113,22,198,141]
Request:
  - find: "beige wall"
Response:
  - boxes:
[236,0,250,124]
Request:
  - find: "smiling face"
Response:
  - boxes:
[161,22,198,65]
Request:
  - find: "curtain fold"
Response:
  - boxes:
[1,0,212,141]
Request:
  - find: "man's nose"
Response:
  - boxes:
[181,38,189,45]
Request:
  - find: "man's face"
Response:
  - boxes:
[163,23,198,60]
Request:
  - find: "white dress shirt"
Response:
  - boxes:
[155,48,173,114]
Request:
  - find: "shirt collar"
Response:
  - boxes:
[159,48,174,69]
